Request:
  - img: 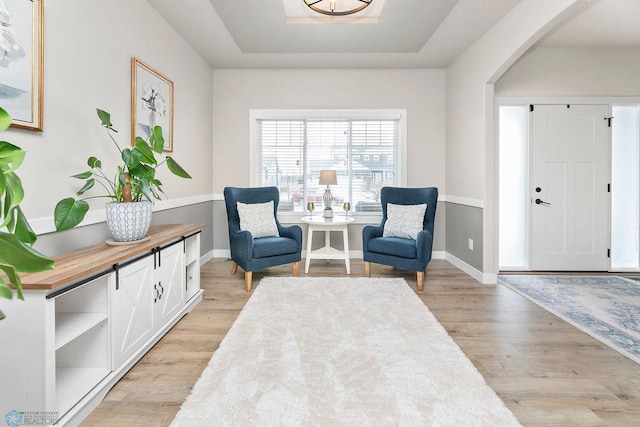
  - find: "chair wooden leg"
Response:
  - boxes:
[244,271,253,292]
[417,271,424,292]
[230,261,238,275]
[364,261,371,277]
[293,261,299,277]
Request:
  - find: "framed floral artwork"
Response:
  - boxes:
[131,57,173,151]
[0,0,44,131]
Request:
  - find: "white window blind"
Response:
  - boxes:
[257,117,400,214]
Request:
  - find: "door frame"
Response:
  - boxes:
[495,96,639,272]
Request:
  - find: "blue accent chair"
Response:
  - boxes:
[224,186,302,292]
[362,187,438,291]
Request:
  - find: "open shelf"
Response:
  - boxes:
[185,234,200,265]
[56,367,110,415]
[56,313,108,350]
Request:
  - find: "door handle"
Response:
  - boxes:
[535,198,551,206]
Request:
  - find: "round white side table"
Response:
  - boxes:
[301,216,356,274]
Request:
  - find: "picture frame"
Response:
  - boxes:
[131,57,173,152]
[0,0,44,131]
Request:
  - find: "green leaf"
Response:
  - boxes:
[0,282,12,300]
[54,198,90,231]
[134,137,156,165]
[0,141,26,173]
[122,148,142,169]
[2,189,10,219]
[0,107,11,132]
[0,231,54,273]
[141,182,155,202]
[0,194,13,230]
[166,157,192,179]
[2,267,22,300]
[5,172,24,209]
[0,168,5,196]
[4,206,16,232]
[130,163,155,180]
[115,178,122,202]
[121,148,132,166]
[153,185,165,199]
[87,156,102,169]
[76,178,95,196]
[150,126,165,153]
[72,171,92,180]
[0,264,21,300]
[13,206,36,246]
[96,109,117,132]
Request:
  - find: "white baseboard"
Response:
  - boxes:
[200,250,215,265]
[445,252,497,284]
[212,249,231,259]
[205,249,495,284]
[212,249,364,259]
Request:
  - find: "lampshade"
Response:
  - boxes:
[319,170,337,186]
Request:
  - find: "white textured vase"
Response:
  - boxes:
[323,209,333,218]
[105,201,152,242]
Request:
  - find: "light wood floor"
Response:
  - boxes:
[83,259,640,426]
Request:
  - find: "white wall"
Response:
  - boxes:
[4,0,213,232]
[445,0,588,279]
[496,46,640,96]
[212,69,446,193]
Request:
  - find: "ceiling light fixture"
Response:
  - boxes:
[303,0,373,16]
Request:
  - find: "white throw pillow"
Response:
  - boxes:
[383,203,427,240]
[237,201,279,238]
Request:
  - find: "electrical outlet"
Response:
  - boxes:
[468,239,474,251]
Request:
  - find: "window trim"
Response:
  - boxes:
[249,109,407,223]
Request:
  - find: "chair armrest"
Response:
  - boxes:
[362,224,384,251]
[416,229,434,263]
[278,224,303,250]
[229,229,254,262]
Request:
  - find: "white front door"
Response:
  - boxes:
[530,104,609,270]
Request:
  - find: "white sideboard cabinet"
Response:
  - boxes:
[0,224,203,427]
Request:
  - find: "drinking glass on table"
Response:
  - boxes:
[343,202,351,218]
[307,202,315,218]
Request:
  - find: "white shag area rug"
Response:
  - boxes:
[171,277,520,426]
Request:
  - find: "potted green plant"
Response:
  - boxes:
[0,107,55,320]
[323,205,333,218]
[54,108,191,241]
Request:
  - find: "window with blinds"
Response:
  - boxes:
[257,116,400,214]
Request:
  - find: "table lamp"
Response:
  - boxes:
[319,169,337,210]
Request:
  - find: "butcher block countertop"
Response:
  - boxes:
[19,223,203,291]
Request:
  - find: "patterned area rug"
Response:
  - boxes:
[499,275,640,364]
[172,277,520,426]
